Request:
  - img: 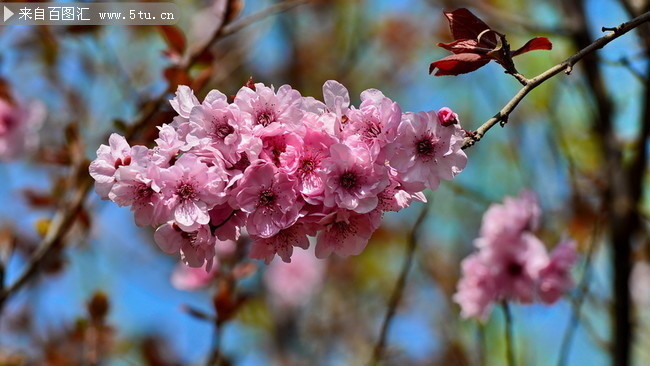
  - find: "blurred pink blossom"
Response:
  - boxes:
[171,239,237,291]
[264,248,325,307]
[0,98,44,161]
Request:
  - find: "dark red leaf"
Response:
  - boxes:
[157,25,186,55]
[429,53,490,76]
[512,37,553,56]
[438,39,493,55]
[444,8,497,46]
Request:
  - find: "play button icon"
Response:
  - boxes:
[4,6,14,22]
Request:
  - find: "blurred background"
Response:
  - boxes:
[0,0,649,365]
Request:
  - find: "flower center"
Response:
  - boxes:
[177,183,196,201]
[259,188,276,206]
[136,183,154,200]
[416,137,435,157]
[300,158,315,174]
[214,122,234,139]
[257,110,275,127]
[507,262,523,276]
[339,171,358,190]
[364,122,382,139]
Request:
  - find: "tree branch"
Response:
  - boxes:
[462,10,650,149]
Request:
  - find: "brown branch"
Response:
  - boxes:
[0,0,309,312]
[0,177,92,310]
[462,10,650,149]
[368,201,430,365]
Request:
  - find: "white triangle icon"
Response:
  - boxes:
[4,6,13,22]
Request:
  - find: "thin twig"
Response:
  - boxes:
[185,0,310,68]
[502,302,516,366]
[368,201,431,365]
[205,321,224,366]
[462,10,650,149]
[0,177,92,310]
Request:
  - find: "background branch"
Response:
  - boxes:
[369,200,431,365]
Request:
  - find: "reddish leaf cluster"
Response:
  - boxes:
[430,8,552,76]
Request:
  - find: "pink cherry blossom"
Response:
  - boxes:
[322,139,389,213]
[259,131,302,172]
[323,80,350,117]
[169,85,200,121]
[209,203,246,241]
[89,134,149,200]
[234,83,303,135]
[388,111,467,191]
[315,209,381,258]
[249,223,315,264]
[109,164,168,227]
[186,99,259,165]
[154,221,216,270]
[377,168,427,212]
[231,160,302,238]
[157,153,227,231]
[264,247,325,307]
[453,254,497,320]
[343,89,401,155]
[294,129,337,202]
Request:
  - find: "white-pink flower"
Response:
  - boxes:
[89,134,149,200]
[249,223,314,264]
[169,85,200,121]
[322,139,389,213]
[109,164,168,227]
[234,83,303,135]
[157,153,227,231]
[231,160,302,238]
[343,89,401,156]
[154,221,216,270]
[388,111,467,191]
[294,129,337,203]
[315,209,381,258]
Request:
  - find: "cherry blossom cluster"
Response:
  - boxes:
[89,81,468,269]
[454,191,577,320]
